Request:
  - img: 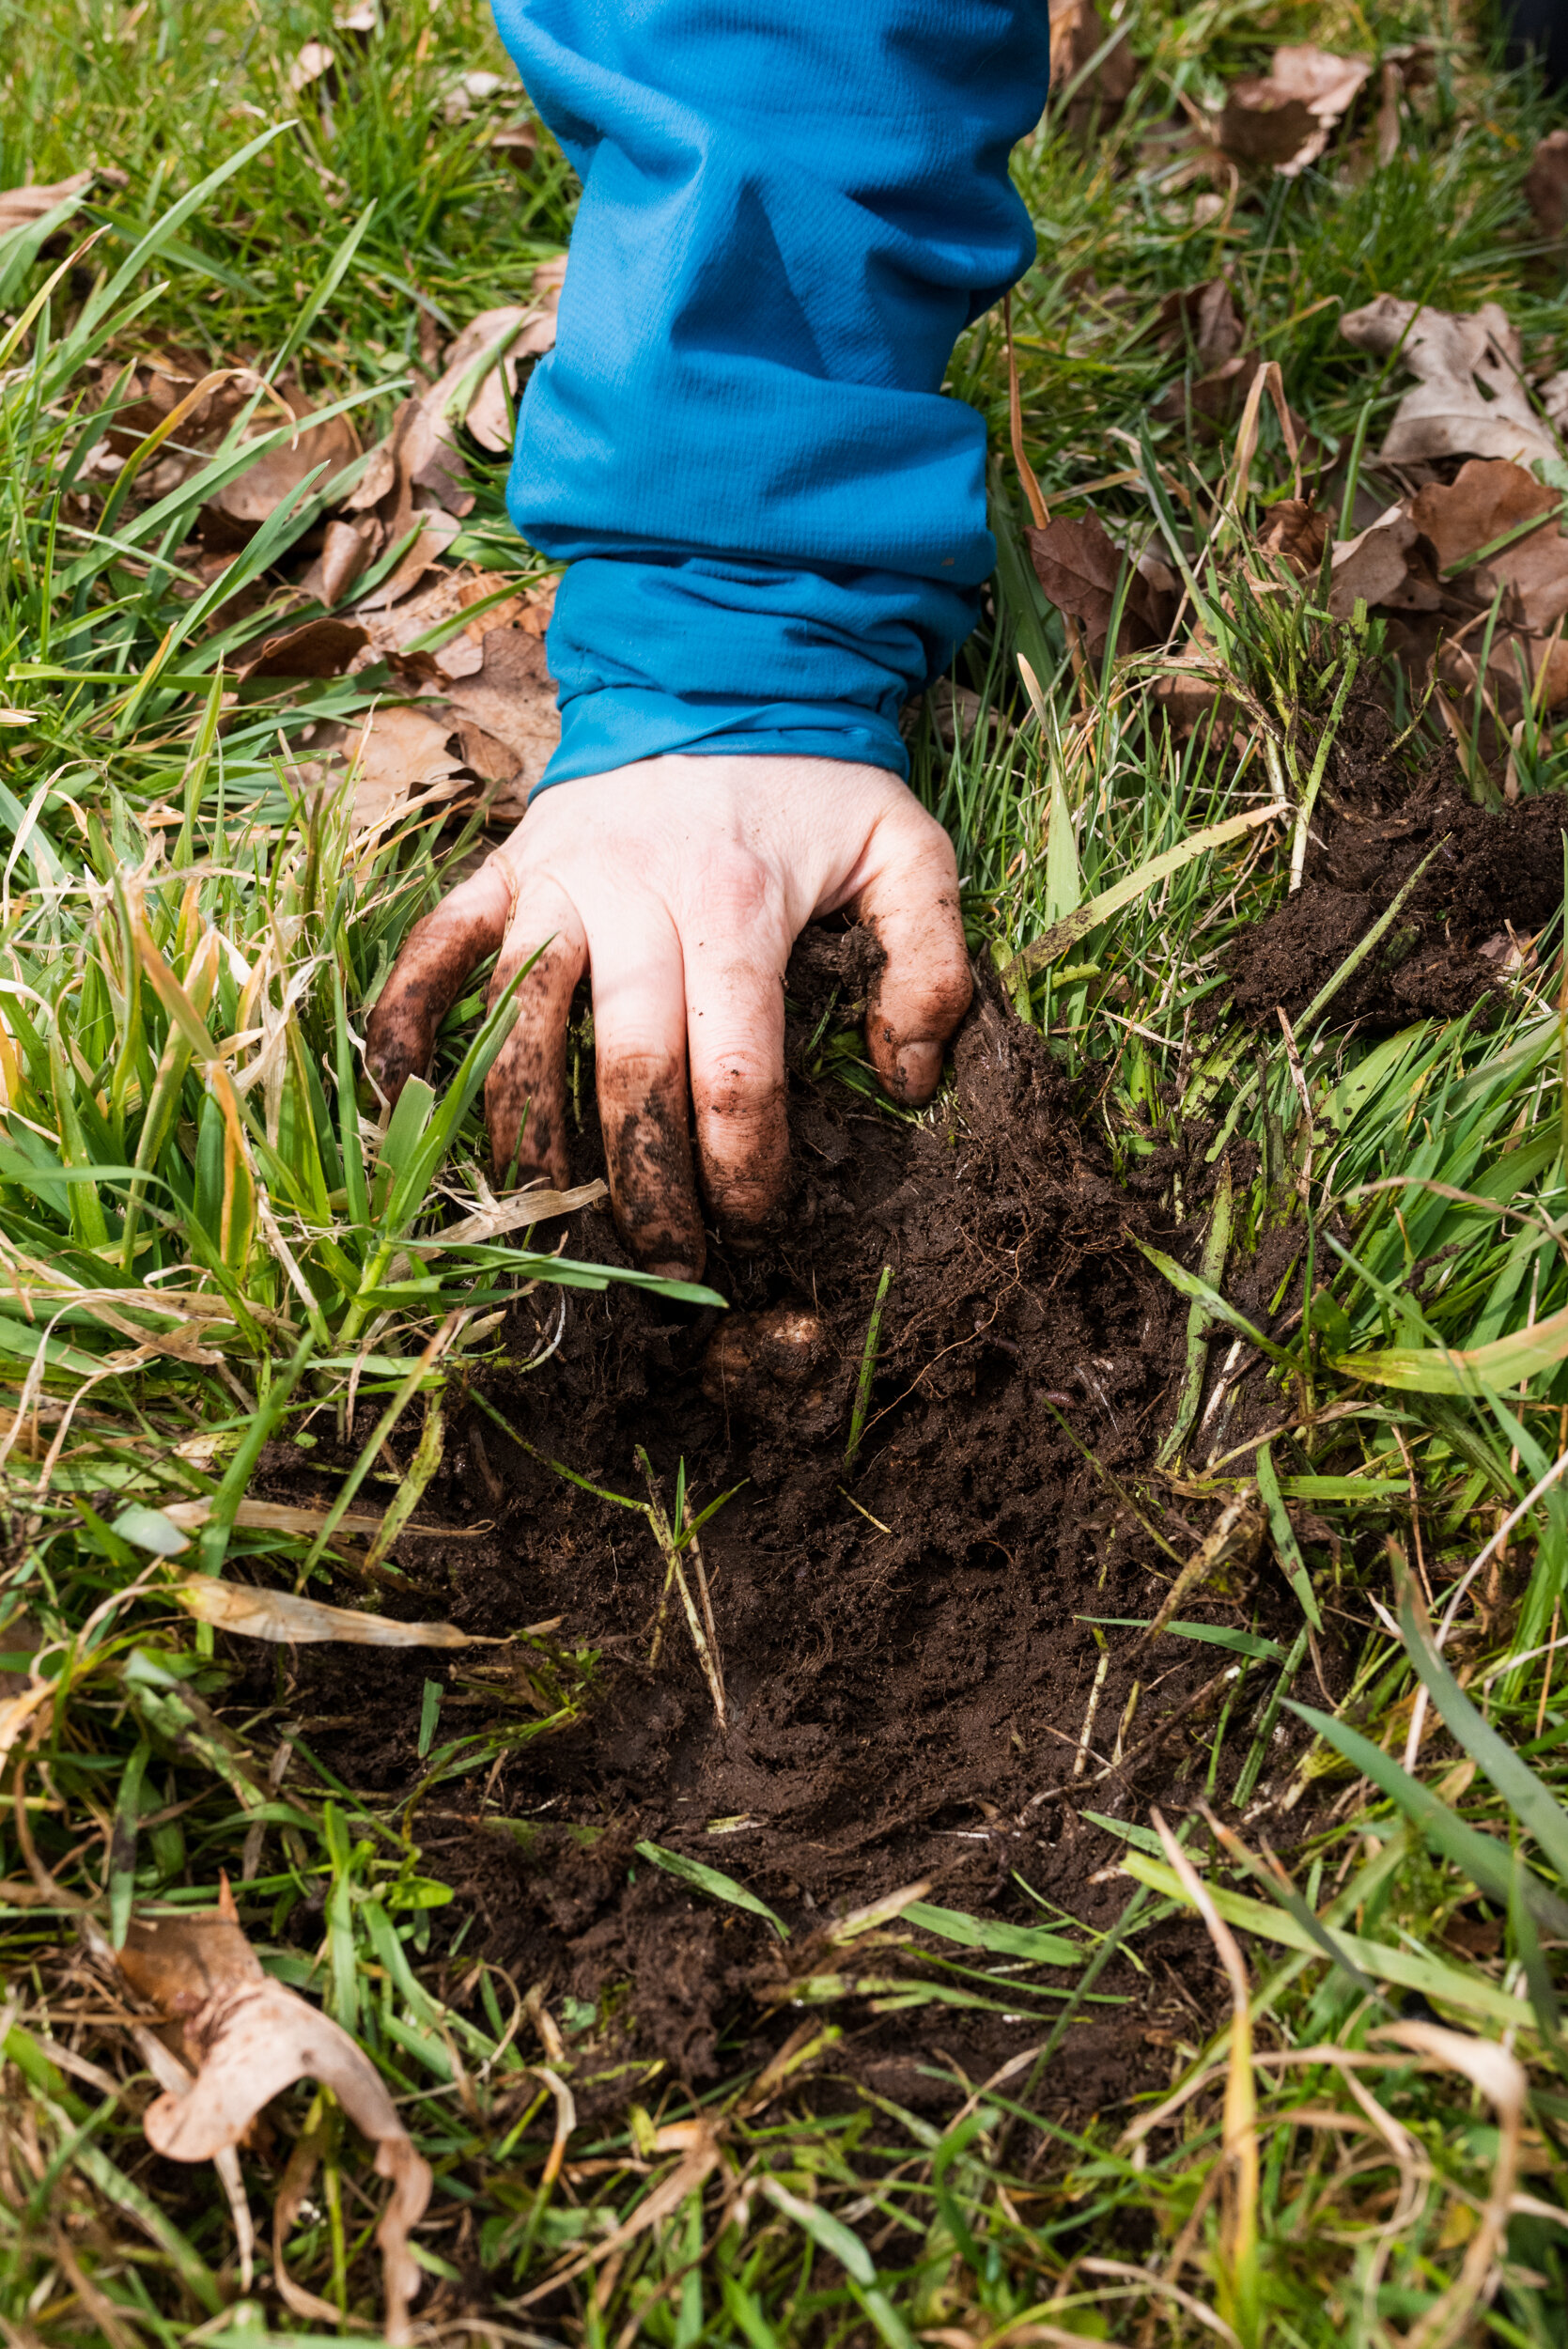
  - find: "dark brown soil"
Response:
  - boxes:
[1228,702,1568,1029]
[241,955,1355,2139]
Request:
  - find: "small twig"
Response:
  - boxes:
[1074,1638,1110,1779]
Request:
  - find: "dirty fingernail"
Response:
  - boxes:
[893,1040,944,1099]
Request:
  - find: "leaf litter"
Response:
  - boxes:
[92,1880,431,2341]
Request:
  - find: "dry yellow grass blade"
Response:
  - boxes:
[169,1577,493,1647]
[160,1496,480,1540]
[1374,2021,1526,2349]
[1152,1811,1259,2344]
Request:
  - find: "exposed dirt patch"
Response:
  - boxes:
[243,957,1353,2135]
[1228,700,1568,1028]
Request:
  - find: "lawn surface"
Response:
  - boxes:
[3,1,1568,2343]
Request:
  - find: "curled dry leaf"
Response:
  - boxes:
[1218,43,1371,177]
[1410,457,1568,635]
[1340,296,1560,470]
[347,701,468,834]
[490,122,538,170]
[442,623,562,811]
[206,397,362,538]
[1025,512,1174,660]
[114,1891,432,2344]
[171,1576,489,1647]
[236,616,367,692]
[0,171,94,236]
[1527,128,1568,241]
[1153,278,1245,373]
[1257,498,1327,577]
[1327,505,1441,620]
[288,39,336,95]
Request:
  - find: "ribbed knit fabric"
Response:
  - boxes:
[488,0,1052,786]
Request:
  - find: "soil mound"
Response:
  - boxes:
[253,958,1336,2121]
[1228,703,1568,1028]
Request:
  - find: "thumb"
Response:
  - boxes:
[853,803,972,1103]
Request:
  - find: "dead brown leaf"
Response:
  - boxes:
[236,617,368,692]
[206,396,362,537]
[1048,0,1137,136]
[1153,278,1246,373]
[1257,498,1327,577]
[288,39,336,95]
[1409,457,1557,571]
[347,702,467,834]
[1218,44,1371,177]
[1327,505,1442,620]
[1340,296,1560,469]
[1407,458,1568,634]
[1026,514,1174,661]
[313,515,380,606]
[489,122,538,170]
[443,624,561,807]
[1528,128,1568,241]
[112,1887,432,2344]
[0,171,94,237]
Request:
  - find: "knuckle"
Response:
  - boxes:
[693,1043,778,1118]
[692,844,771,932]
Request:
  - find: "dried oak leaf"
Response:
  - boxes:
[1340,296,1560,470]
[1048,0,1137,135]
[1152,278,1246,372]
[444,624,561,812]
[1438,630,1568,726]
[0,171,94,236]
[288,39,336,95]
[115,1892,432,2345]
[1327,505,1441,620]
[237,617,368,692]
[1527,128,1568,241]
[1257,498,1327,577]
[348,702,468,835]
[315,515,380,606]
[1218,44,1371,177]
[1413,459,1568,636]
[206,397,362,537]
[427,300,558,459]
[1026,514,1172,659]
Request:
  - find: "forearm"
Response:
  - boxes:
[490,0,1051,786]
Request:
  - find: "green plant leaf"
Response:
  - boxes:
[635,1841,789,1937]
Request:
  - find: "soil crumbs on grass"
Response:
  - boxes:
[248,743,1564,2134]
[1230,701,1568,1028]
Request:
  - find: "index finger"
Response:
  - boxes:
[365,858,513,1104]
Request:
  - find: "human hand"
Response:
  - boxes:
[365,753,970,1280]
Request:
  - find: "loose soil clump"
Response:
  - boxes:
[1228,700,1568,1028]
[256,961,1330,2129]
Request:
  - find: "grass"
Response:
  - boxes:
[3,0,1568,2341]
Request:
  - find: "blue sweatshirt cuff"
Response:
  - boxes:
[490,0,1052,783]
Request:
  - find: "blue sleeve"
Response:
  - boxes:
[488,0,1052,788]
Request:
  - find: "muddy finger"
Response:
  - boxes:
[589,910,705,1281]
[484,881,588,1188]
[685,932,790,1237]
[365,859,514,1104]
[856,813,972,1103]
